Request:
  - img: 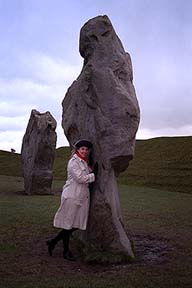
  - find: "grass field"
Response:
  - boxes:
[0,182,192,287]
[0,136,192,287]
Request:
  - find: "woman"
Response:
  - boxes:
[46,139,98,261]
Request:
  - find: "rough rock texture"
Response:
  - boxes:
[62,15,140,258]
[21,109,57,195]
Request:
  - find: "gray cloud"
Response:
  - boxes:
[0,0,192,151]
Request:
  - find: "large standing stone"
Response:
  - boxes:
[62,15,140,258]
[21,109,57,195]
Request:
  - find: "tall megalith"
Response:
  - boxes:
[21,109,57,195]
[62,15,140,258]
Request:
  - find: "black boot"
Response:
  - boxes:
[46,229,65,256]
[46,240,55,256]
[63,250,76,261]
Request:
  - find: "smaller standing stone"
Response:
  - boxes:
[21,109,57,195]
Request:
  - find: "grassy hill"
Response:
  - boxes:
[0,136,191,193]
[0,150,22,177]
[119,136,192,193]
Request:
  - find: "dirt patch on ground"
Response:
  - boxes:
[132,234,174,265]
[11,233,174,280]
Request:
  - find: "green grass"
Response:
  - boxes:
[52,146,70,180]
[120,185,192,237]
[118,136,192,193]
[0,175,24,194]
[0,185,192,288]
[1,136,192,193]
[0,150,22,177]
[0,136,192,286]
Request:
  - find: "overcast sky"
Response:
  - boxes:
[0,0,191,152]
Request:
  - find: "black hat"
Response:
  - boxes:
[74,139,93,149]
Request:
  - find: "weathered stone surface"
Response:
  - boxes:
[21,109,57,195]
[62,15,140,258]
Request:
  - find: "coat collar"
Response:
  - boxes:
[73,153,84,162]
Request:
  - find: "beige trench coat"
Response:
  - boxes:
[53,154,95,230]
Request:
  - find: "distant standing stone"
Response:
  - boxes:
[21,109,57,195]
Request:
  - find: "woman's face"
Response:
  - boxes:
[77,146,90,158]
